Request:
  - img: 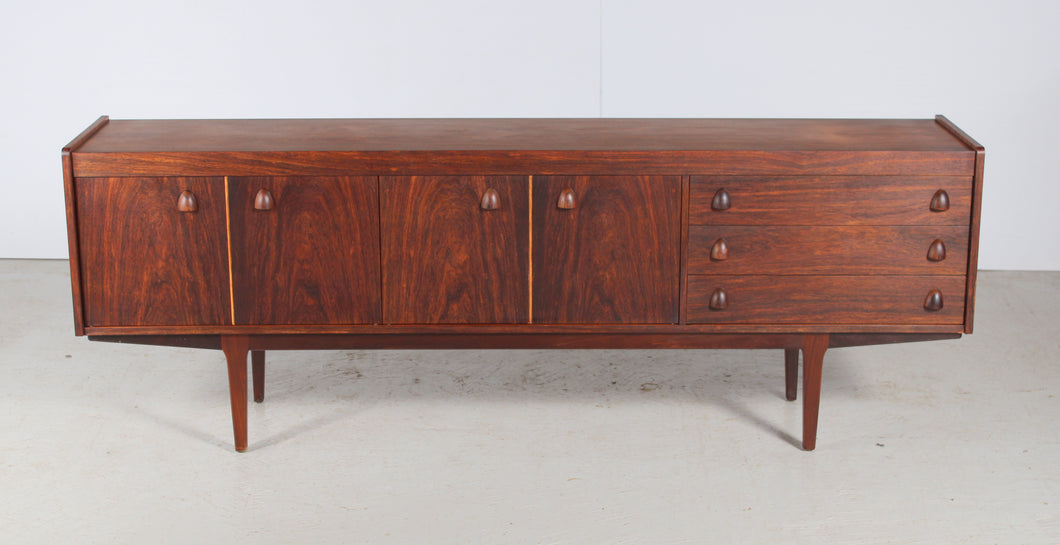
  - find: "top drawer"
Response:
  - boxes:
[690,176,972,225]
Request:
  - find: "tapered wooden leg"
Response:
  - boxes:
[784,348,799,401]
[801,334,829,451]
[222,335,249,452]
[252,350,265,403]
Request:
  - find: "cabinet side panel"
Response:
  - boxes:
[533,176,682,324]
[228,176,382,325]
[62,116,110,335]
[964,148,985,333]
[77,177,230,326]
[63,154,85,335]
[380,176,529,324]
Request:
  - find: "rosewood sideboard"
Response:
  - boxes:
[61,116,984,452]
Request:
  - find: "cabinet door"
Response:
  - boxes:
[381,176,529,324]
[76,177,230,326]
[533,176,681,324]
[228,176,381,325]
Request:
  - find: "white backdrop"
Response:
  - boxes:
[2,0,1057,269]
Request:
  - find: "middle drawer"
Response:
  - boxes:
[687,225,968,276]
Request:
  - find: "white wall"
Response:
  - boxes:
[3,0,1057,269]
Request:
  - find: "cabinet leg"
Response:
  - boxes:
[784,348,799,401]
[252,350,265,403]
[222,335,250,452]
[801,334,829,451]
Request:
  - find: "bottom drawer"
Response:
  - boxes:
[687,275,966,325]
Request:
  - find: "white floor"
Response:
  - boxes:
[1,260,1057,544]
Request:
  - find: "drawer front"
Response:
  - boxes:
[690,176,972,225]
[687,225,968,276]
[687,275,966,325]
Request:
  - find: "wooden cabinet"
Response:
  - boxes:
[228,176,381,325]
[62,116,984,452]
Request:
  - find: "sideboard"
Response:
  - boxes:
[62,116,984,452]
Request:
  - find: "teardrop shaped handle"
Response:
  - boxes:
[709,288,728,310]
[711,188,731,211]
[254,189,275,211]
[177,190,198,213]
[710,238,730,261]
[924,289,944,311]
[930,190,950,212]
[557,188,576,210]
[480,188,500,210]
[927,239,947,262]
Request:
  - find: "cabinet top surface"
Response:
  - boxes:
[73,118,972,153]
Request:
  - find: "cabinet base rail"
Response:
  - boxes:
[90,332,959,452]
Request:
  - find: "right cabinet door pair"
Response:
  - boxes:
[383,175,682,325]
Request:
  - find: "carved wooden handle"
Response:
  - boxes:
[254,189,275,211]
[177,190,198,212]
[557,188,576,209]
[711,188,731,211]
[924,289,944,311]
[930,189,950,212]
[927,239,947,262]
[480,188,500,210]
[709,288,728,310]
[710,238,730,261]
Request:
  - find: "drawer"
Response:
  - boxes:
[689,176,972,225]
[687,275,966,325]
[687,226,968,276]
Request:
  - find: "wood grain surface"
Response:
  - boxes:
[81,322,965,336]
[689,176,973,225]
[228,176,381,325]
[687,225,969,275]
[936,116,987,334]
[381,176,529,324]
[72,149,974,178]
[69,119,975,177]
[62,115,110,335]
[76,177,230,326]
[76,118,972,152]
[86,331,961,351]
[532,176,681,323]
[687,275,966,325]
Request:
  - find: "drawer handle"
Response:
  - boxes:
[927,239,947,261]
[709,288,728,310]
[176,190,198,213]
[930,190,950,212]
[557,188,576,209]
[711,188,731,211]
[480,188,500,210]
[924,289,944,311]
[254,189,275,211]
[710,238,730,261]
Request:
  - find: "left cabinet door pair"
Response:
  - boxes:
[77,176,381,327]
